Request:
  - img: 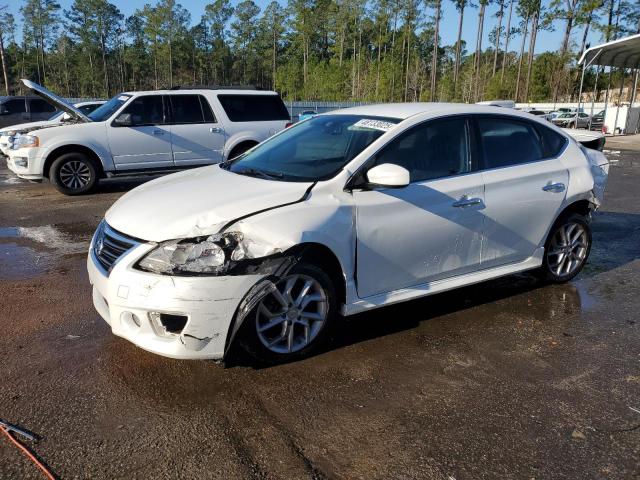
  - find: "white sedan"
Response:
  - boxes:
[87,103,609,363]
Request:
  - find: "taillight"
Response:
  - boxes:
[285,122,293,128]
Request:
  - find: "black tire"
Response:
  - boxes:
[49,152,99,195]
[240,262,337,364]
[228,142,257,160]
[539,213,592,283]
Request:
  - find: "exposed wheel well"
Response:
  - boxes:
[557,200,594,220]
[44,145,104,179]
[228,141,258,160]
[293,243,347,308]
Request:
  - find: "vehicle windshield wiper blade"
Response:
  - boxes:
[236,167,284,180]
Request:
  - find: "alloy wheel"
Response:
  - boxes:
[59,160,91,190]
[547,221,589,277]
[255,273,328,354]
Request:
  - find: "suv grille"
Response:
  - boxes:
[93,221,139,275]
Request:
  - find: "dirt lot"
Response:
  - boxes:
[0,137,639,479]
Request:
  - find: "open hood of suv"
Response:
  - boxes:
[21,79,91,123]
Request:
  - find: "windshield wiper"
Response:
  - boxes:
[235,167,284,180]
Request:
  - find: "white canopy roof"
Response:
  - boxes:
[578,33,640,69]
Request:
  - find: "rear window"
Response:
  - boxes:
[217,94,290,122]
[536,125,568,157]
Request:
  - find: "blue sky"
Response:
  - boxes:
[7,0,604,55]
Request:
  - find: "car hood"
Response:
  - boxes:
[105,165,314,242]
[0,119,55,134]
[22,79,91,123]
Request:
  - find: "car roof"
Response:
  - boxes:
[326,102,548,122]
[121,89,280,96]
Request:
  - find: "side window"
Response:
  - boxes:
[477,117,544,169]
[170,95,204,124]
[30,99,56,113]
[2,99,27,114]
[121,95,165,126]
[374,117,471,183]
[536,125,567,158]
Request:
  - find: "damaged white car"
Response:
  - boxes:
[88,104,609,362]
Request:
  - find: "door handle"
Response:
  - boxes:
[210,127,223,133]
[452,195,483,208]
[152,129,165,135]
[542,182,565,193]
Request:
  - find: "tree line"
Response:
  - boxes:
[0,0,638,103]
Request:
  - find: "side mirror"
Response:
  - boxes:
[366,163,410,189]
[113,113,132,127]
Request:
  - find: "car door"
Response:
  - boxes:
[28,98,57,121]
[353,116,485,298]
[107,95,174,170]
[476,115,569,269]
[0,99,28,127]
[168,94,225,166]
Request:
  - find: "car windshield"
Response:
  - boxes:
[88,94,131,122]
[223,114,400,182]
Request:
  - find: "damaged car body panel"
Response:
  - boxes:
[88,104,609,362]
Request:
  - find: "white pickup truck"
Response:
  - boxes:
[7,80,291,195]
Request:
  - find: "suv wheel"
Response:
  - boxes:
[50,152,98,195]
[540,213,592,283]
[241,262,337,363]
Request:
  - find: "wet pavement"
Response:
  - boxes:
[0,139,639,479]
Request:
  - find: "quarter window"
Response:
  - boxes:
[477,117,544,168]
[218,94,290,122]
[536,125,567,157]
[374,117,471,183]
[121,95,165,126]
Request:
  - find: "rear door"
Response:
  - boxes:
[107,95,174,170]
[476,115,569,268]
[28,98,57,121]
[168,94,225,166]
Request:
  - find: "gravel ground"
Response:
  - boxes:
[0,136,639,479]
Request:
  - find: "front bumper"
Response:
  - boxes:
[7,148,44,181]
[87,241,265,360]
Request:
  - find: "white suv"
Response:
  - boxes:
[7,80,291,195]
[87,103,609,364]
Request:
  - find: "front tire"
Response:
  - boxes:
[50,152,98,195]
[540,213,592,283]
[241,262,337,364]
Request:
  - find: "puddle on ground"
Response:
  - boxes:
[0,224,92,280]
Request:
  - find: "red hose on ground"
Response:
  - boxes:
[0,426,57,480]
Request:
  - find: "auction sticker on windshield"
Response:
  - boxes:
[350,119,396,132]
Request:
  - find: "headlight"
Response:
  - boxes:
[137,232,254,275]
[12,135,39,149]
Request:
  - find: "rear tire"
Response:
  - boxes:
[50,152,99,195]
[240,262,337,364]
[539,213,592,283]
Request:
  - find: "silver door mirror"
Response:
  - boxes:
[366,163,410,188]
[113,113,132,127]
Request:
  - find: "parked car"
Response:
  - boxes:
[7,79,291,195]
[298,110,318,122]
[522,108,553,121]
[87,103,609,363]
[0,101,105,156]
[552,112,591,128]
[0,95,58,128]
[589,110,605,131]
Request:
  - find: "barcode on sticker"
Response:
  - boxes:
[352,119,395,131]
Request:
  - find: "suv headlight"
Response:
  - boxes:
[12,134,39,149]
[137,232,255,275]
